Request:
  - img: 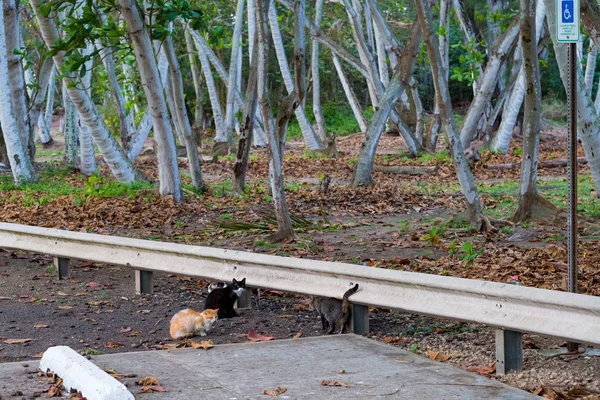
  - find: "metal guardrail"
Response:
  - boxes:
[0,222,599,347]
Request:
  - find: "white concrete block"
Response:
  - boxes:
[39,346,134,400]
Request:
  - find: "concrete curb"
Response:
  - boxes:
[39,346,134,400]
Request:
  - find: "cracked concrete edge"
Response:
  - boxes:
[39,346,134,400]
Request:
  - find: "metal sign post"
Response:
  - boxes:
[556,0,579,353]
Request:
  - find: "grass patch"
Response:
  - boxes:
[541,96,567,125]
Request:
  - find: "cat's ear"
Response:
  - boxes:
[240,278,246,286]
[232,278,238,285]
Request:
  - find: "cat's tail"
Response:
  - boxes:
[339,284,359,326]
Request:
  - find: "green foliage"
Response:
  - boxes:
[456,241,484,267]
[286,103,373,139]
[541,96,567,124]
[420,226,446,246]
[450,38,486,86]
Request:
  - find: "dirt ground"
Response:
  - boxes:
[1,124,600,398]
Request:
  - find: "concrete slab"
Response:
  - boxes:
[0,335,540,399]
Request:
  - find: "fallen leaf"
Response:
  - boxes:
[466,362,496,376]
[0,296,12,300]
[85,282,99,288]
[34,324,49,329]
[32,352,44,358]
[533,386,567,400]
[104,368,137,379]
[136,376,161,386]
[58,306,73,310]
[104,342,123,348]
[66,392,86,400]
[74,292,88,297]
[321,380,348,387]
[427,350,450,362]
[57,291,69,296]
[4,338,34,344]
[382,336,407,344]
[293,332,303,339]
[262,387,287,396]
[47,377,63,397]
[248,329,275,342]
[277,314,294,318]
[140,385,166,393]
[189,340,214,350]
[120,327,132,333]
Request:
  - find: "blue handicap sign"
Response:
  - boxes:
[562,1,574,23]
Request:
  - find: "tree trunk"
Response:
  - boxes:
[30,0,138,183]
[415,0,491,231]
[585,42,597,96]
[78,48,97,177]
[224,0,245,151]
[551,0,600,194]
[4,0,34,157]
[62,83,79,166]
[117,0,182,198]
[234,34,260,193]
[311,0,327,144]
[0,0,36,183]
[268,0,323,150]
[491,1,545,153]
[184,30,204,143]
[258,0,295,242]
[459,16,520,147]
[513,0,556,222]
[353,23,421,186]
[332,54,367,132]
[164,35,204,192]
[37,65,55,145]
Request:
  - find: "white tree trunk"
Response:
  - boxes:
[458,16,520,147]
[491,1,545,153]
[184,30,204,137]
[585,42,597,96]
[4,0,32,155]
[409,77,424,144]
[311,0,327,143]
[186,28,227,145]
[118,0,181,199]
[165,35,203,191]
[546,0,600,193]
[223,0,245,149]
[37,65,55,145]
[0,0,36,183]
[332,54,367,132]
[78,45,97,176]
[268,0,323,150]
[62,83,79,166]
[248,0,256,63]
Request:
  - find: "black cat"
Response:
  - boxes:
[203,278,246,319]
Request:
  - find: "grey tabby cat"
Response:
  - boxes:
[310,284,359,334]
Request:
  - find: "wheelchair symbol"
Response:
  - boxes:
[562,1,574,23]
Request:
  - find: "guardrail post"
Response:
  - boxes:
[351,304,369,334]
[135,270,153,294]
[495,329,523,375]
[54,257,70,280]
[235,289,252,309]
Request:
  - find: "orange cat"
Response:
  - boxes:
[169,308,219,339]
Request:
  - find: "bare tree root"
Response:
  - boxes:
[469,212,496,232]
[266,228,294,244]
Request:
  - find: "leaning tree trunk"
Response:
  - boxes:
[513,0,556,222]
[223,0,246,151]
[164,35,203,192]
[258,0,295,242]
[459,16,520,148]
[491,1,545,153]
[30,0,138,183]
[268,0,323,150]
[353,23,421,186]
[0,0,36,183]
[184,30,204,143]
[332,54,367,133]
[118,0,182,200]
[415,0,491,231]
[553,0,600,194]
